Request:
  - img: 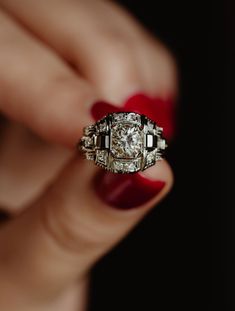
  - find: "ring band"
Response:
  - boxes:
[78,112,167,174]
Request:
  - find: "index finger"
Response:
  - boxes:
[0,9,95,147]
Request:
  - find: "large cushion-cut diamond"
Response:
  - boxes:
[111,123,142,158]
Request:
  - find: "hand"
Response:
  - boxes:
[0,1,177,310]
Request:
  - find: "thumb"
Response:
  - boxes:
[0,155,173,307]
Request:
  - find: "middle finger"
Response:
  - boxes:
[0,0,176,101]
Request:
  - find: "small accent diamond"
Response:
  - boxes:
[112,161,123,172]
[111,158,141,173]
[147,120,155,132]
[158,139,166,150]
[96,150,108,165]
[146,151,156,165]
[112,112,141,124]
[85,152,95,160]
[84,136,94,148]
[97,121,108,133]
[84,125,95,136]
[157,127,163,134]
[112,113,125,122]
[123,163,135,172]
[155,153,163,161]
[126,113,141,123]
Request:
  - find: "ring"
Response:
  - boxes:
[78,112,167,174]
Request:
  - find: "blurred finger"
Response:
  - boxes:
[0,9,95,147]
[0,156,172,307]
[0,0,177,102]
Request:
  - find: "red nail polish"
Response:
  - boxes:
[91,101,121,122]
[124,94,176,141]
[91,93,175,140]
[93,171,165,209]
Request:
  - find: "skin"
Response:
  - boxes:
[0,1,177,310]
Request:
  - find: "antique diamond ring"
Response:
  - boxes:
[79,112,167,174]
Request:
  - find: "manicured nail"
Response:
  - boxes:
[93,171,165,210]
[124,93,176,141]
[90,93,176,140]
[91,101,120,121]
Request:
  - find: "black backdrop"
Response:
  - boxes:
[89,1,232,310]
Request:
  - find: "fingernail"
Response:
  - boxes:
[90,93,176,140]
[91,101,121,122]
[93,171,165,210]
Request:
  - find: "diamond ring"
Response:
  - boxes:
[79,112,167,174]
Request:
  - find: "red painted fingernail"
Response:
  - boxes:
[93,171,165,210]
[91,101,121,122]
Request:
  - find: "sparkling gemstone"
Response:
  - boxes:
[84,136,94,148]
[124,162,136,172]
[143,125,149,134]
[147,120,155,132]
[97,120,107,132]
[155,153,163,161]
[112,112,140,124]
[111,123,143,159]
[112,161,123,172]
[84,125,95,136]
[158,139,166,150]
[126,113,141,123]
[85,152,95,160]
[146,151,156,165]
[113,113,125,122]
[96,150,108,165]
[111,159,141,173]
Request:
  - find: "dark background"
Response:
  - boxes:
[89,1,233,310]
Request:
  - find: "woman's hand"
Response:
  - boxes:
[0,1,177,310]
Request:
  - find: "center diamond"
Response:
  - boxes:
[111,123,143,159]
